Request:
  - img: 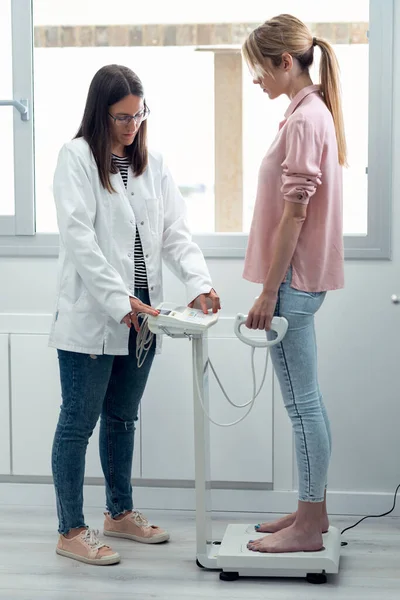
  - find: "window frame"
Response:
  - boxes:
[0,0,35,238]
[0,0,393,259]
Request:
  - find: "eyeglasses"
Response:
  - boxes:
[108,106,150,126]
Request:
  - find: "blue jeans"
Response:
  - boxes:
[268,270,330,503]
[52,289,155,534]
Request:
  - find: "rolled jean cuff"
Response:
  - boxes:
[107,504,133,518]
[58,522,87,535]
[298,496,325,503]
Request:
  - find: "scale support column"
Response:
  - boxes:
[192,333,218,568]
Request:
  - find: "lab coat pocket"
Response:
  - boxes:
[72,289,105,314]
[58,272,87,312]
[72,288,89,310]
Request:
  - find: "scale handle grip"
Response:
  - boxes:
[234,314,288,347]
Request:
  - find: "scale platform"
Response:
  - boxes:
[198,525,341,583]
[191,331,341,585]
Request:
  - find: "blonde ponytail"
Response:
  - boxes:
[314,38,347,166]
[242,14,347,166]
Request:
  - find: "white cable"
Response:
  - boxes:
[136,314,154,368]
[207,346,268,409]
[193,341,270,428]
[136,316,271,426]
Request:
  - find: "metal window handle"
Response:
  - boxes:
[391,295,400,304]
[0,99,29,121]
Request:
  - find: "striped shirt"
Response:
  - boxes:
[112,154,148,289]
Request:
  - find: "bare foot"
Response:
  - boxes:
[248,524,324,553]
[255,512,329,534]
[255,513,297,533]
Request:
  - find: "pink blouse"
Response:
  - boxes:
[243,84,344,292]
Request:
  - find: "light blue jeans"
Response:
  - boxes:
[268,269,330,503]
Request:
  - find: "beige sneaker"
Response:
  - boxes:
[56,528,120,565]
[104,511,170,544]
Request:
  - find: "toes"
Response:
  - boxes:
[247,541,262,551]
[247,539,260,550]
[248,542,270,553]
[254,535,267,543]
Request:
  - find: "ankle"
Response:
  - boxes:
[113,510,132,521]
[63,527,86,540]
[293,520,322,535]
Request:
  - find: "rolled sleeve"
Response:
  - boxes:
[281,117,323,205]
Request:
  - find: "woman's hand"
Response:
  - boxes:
[121,297,160,332]
[189,289,221,314]
[246,291,278,331]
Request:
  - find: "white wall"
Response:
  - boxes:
[1,1,400,514]
[0,260,282,505]
[2,254,400,509]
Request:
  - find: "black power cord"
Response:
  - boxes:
[340,483,400,546]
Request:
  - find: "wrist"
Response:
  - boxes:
[262,287,278,297]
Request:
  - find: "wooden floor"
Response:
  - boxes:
[0,506,399,599]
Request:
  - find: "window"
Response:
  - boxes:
[0,0,35,238]
[34,46,214,233]
[0,0,394,258]
[0,1,15,221]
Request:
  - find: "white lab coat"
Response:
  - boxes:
[49,138,212,355]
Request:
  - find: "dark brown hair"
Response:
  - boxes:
[75,64,148,192]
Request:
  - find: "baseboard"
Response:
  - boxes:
[1,482,399,517]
